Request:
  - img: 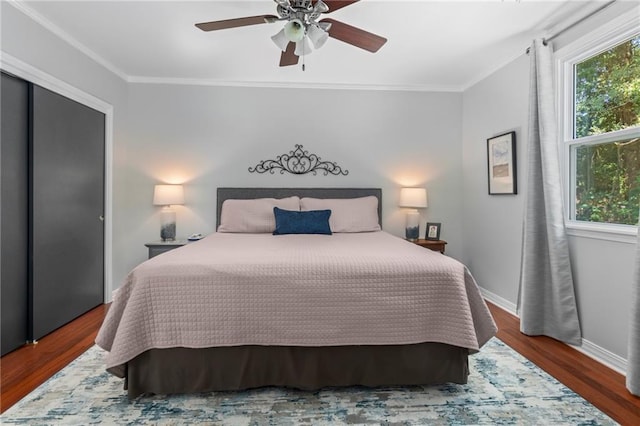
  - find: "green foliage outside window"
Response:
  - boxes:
[574,35,640,225]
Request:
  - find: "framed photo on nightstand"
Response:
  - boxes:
[426,222,441,240]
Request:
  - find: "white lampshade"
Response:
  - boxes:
[399,188,428,208]
[271,28,289,51]
[307,24,328,49]
[153,184,184,206]
[294,37,312,56]
[284,19,305,42]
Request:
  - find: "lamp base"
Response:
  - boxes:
[160,208,176,242]
[405,210,420,241]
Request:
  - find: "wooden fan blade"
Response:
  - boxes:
[317,0,360,13]
[320,18,387,53]
[195,15,278,31]
[280,42,299,66]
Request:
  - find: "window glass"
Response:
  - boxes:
[570,33,640,226]
[574,137,640,225]
[574,35,640,138]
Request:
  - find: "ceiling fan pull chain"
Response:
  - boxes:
[302,39,306,71]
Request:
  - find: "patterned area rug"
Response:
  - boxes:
[1,338,615,425]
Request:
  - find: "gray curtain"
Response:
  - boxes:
[627,211,640,396]
[517,39,582,345]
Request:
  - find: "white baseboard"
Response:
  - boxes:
[480,288,517,315]
[480,287,627,376]
[571,340,627,375]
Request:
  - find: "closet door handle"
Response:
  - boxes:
[99,215,104,222]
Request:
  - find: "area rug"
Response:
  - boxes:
[1,338,615,425]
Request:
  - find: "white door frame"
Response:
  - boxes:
[1,52,114,301]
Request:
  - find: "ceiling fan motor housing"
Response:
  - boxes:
[276,0,328,27]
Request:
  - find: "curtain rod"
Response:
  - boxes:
[526,0,617,54]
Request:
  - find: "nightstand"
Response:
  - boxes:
[145,240,187,259]
[413,239,447,254]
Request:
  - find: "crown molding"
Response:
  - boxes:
[6,0,129,82]
[126,75,463,93]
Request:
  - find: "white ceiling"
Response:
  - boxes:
[14,1,596,91]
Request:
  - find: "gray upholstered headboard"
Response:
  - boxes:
[216,188,382,229]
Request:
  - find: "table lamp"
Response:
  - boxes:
[153,184,184,241]
[399,187,427,241]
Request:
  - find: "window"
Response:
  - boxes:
[558,13,640,233]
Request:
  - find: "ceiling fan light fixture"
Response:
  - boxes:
[294,36,312,57]
[310,0,329,19]
[307,24,328,49]
[313,0,329,14]
[284,19,305,42]
[271,28,290,51]
[318,21,332,32]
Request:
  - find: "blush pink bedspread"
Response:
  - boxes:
[96,231,497,373]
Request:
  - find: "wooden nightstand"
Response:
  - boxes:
[145,240,187,259]
[413,239,447,254]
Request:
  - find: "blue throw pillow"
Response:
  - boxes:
[273,207,332,235]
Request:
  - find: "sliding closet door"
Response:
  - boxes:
[1,72,29,355]
[31,85,105,340]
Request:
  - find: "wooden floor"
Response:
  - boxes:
[490,302,640,425]
[0,304,108,414]
[1,302,639,423]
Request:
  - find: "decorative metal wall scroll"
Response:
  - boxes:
[248,144,349,176]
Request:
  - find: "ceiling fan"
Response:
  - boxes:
[195,0,387,68]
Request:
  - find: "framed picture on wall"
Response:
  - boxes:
[487,131,517,195]
[426,222,441,240]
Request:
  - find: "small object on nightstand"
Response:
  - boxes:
[413,239,447,254]
[188,233,203,241]
[145,240,187,259]
[425,222,442,240]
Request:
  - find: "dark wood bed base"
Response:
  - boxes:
[121,188,470,398]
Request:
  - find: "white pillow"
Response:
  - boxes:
[300,196,381,233]
[218,196,300,233]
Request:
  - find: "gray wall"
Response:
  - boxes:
[461,52,637,363]
[122,84,464,276]
[461,55,529,305]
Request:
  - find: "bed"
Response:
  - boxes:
[96,188,497,398]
